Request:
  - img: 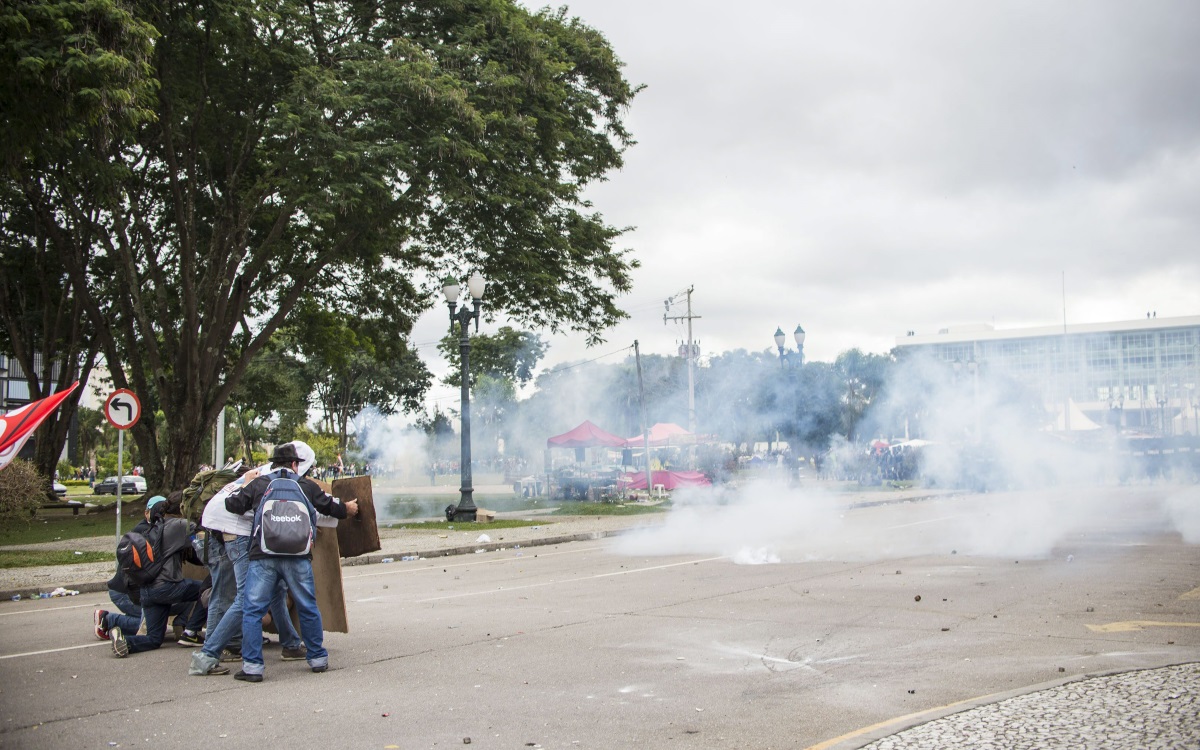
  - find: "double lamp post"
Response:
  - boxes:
[443,271,486,522]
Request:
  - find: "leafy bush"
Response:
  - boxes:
[0,459,48,523]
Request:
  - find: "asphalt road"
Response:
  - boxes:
[1,486,1198,749]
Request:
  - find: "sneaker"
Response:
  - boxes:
[280,646,307,661]
[234,670,263,683]
[311,664,328,673]
[188,651,229,676]
[177,630,204,646]
[110,627,129,658]
[94,609,110,641]
[218,648,242,663]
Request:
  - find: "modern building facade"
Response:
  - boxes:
[896,315,1200,435]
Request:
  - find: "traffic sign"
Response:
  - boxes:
[104,389,141,430]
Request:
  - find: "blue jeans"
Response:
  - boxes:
[124,579,206,654]
[201,535,300,659]
[240,557,326,674]
[204,535,237,636]
[108,589,141,618]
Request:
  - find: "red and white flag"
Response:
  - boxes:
[0,381,79,472]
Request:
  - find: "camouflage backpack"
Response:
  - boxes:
[180,466,240,524]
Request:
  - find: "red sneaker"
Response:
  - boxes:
[94,609,110,640]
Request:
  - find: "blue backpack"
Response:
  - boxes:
[253,469,318,556]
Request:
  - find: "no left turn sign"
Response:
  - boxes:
[104,389,141,430]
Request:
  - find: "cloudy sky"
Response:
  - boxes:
[411,0,1200,412]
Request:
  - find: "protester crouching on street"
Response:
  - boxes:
[101,496,209,657]
[224,442,357,681]
[96,496,205,642]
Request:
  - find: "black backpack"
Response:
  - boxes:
[253,469,318,556]
[117,525,167,585]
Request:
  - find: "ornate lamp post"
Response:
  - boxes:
[772,325,805,477]
[774,325,805,368]
[443,271,486,522]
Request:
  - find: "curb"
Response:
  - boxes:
[0,528,632,602]
[343,529,628,566]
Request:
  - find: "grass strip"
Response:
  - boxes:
[0,550,114,569]
[550,502,669,516]
[385,519,548,532]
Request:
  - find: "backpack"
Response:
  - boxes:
[117,525,167,585]
[181,466,241,524]
[253,469,317,556]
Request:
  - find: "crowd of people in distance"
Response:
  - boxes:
[93,441,359,682]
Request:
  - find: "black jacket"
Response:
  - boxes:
[225,469,347,560]
[108,517,200,597]
[151,517,201,585]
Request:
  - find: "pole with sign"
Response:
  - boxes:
[104,389,141,545]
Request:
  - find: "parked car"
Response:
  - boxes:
[52,481,67,497]
[93,475,147,496]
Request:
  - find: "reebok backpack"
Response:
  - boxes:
[117,526,167,585]
[254,470,317,556]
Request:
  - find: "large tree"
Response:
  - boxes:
[5,0,640,491]
[1,0,157,478]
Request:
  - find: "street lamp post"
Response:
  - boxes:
[1157,397,1168,436]
[773,325,805,480]
[774,325,805,368]
[443,271,486,523]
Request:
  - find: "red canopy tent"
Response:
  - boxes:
[620,470,711,490]
[546,420,627,449]
[624,422,696,448]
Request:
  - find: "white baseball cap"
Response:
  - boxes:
[289,440,317,476]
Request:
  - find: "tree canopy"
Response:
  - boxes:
[2,0,641,491]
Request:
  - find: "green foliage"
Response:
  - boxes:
[0,511,115,545]
[550,502,669,516]
[3,0,641,494]
[287,305,432,451]
[0,459,48,522]
[288,426,341,469]
[0,0,158,170]
[0,550,114,569]
[439,326,548,389]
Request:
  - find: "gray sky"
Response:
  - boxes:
[411,0,1200,413]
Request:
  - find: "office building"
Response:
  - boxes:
[895,315,1200,434]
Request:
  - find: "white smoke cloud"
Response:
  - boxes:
[611,480,1191,564]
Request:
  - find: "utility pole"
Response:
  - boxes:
[634,341,654,497]
[664,286,700,465]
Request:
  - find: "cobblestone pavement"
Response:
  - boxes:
[847,663,1200,750]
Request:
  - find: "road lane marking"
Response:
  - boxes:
[414,555,727,603]
[0,602,101,618]
[1181,587,1200,600]
[885,515,964,529]
[1086,620,1200,633]
[0,642,109,660]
